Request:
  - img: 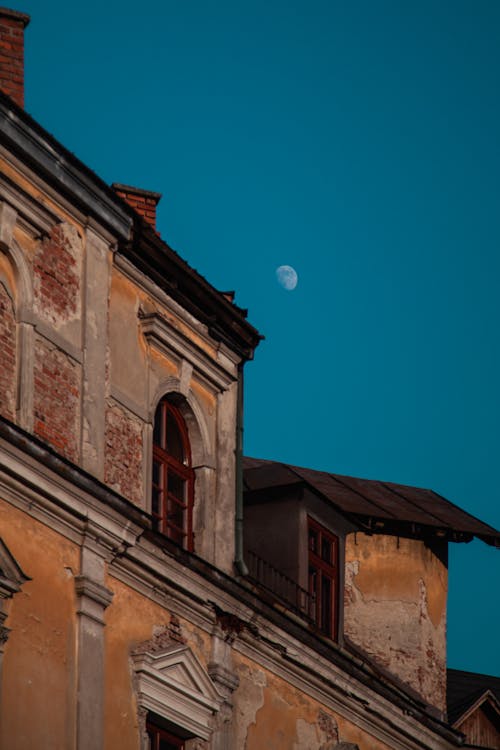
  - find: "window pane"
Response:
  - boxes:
[321,537,331,563]
[168,524,185,546]
[168,500,184,530]
[168,472,185,502]
[146,727,157,750]
[152,460,161,487]
[166,411,184,462]
[154,404,164,448]
[308,529,317,553]
[321,574,332,635]
[159,740,182,750]
[309,565,317,594]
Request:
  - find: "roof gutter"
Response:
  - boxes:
[234,362,248,576]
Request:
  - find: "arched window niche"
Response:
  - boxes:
[153,396,194,549]
[149,381,213,554]
[0,226,34,430]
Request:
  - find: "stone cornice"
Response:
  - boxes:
[75,575,114,624]
[0,93,131,239]
[139,310,236,392]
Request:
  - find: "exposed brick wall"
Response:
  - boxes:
[0,282,16,420]
[33,223,81,326]
[0,9,30,109]
[104,403,143,505]
[33,337,80,462]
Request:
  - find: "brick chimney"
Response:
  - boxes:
[112,183,162,230]
[0,7,30,108]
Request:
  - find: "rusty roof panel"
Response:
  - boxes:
[243,457,500,546]
[291,466,390,517]
[331,474,438,525]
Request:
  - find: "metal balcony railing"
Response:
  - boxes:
[246,549,315,624]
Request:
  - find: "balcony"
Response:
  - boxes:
[246,549,315,625]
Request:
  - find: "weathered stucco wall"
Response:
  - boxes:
[344,533,447,712]
[0,500,79,750]
[232,652,393,750]
[104,576,398,750]
[103,576,212,750]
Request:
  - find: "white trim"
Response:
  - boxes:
[132,643,223,741]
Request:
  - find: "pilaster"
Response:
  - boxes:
[208,621,240,750]
[81,226,111,478]
[75,538,113,750]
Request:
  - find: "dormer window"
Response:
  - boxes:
[153,398,194,550]
[308,517,339,640]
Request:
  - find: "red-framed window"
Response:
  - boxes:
[308,517,339,640]
[152,398,194,550]
[146,720,185,750]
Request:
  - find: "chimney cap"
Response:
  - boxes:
[112,183,162,204]
[0,7,30,27]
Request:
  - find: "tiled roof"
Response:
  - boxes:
[243,457,500,547]
[447,668,500,725]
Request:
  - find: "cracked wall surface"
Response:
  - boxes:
[0,502,79,750]
[232,653,392,750]
[344,533,447,712]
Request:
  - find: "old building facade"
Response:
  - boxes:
[0,8,499,750]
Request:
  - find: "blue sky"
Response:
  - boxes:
[20,0,499,675]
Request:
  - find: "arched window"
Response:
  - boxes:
[152,398,194,550]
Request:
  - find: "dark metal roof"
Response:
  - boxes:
[447,669,500,726]
[243,457,500,547]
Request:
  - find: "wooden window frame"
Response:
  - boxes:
[146,719,185,749]
[308,516,339,640]
[152,398,194,551]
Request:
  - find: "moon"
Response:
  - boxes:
[276,265,298,291]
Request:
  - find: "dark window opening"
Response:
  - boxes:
[146,719,185,750]
[308,517,338,639]
[152,398,194,550]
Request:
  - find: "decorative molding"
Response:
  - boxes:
[75,575,113,625]
[0,199,17,247]
[0,623,10,646]
[115,254,241,368]
[0,109,132,240]
[207,663,239,695]
[132,642,223,741]
[75,575,114,608]
[0,536,30,599]
[0,179,59,240]
[109,385,149,422]
[0,435,146,567]
[180,360,193,397]
[0,537,30,652]
[139,310,236,393]
[33,319,83,364]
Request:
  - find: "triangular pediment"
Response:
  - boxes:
[147,643,222,703]
[132,641,223,741]
[453,689,500,728]
[0,537,30,598]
